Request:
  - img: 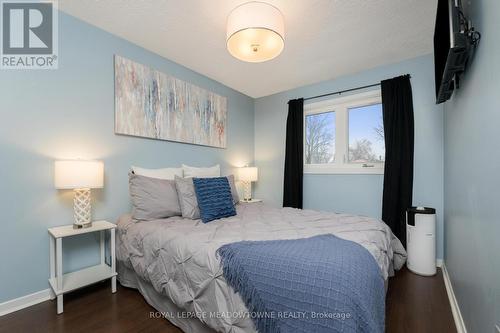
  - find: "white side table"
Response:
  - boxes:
[239,199,263,203]
[48,220,117,314]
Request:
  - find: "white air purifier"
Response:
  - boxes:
[406,207,436,276]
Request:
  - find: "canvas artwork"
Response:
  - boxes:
[114,55,227,148]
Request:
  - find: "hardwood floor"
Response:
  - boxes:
[386,267,456,333]
[0,283,182,333]
[0,267,455,333]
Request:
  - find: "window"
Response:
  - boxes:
[348,104,385,163]
[305,111,335,164]
[304,90,384,174]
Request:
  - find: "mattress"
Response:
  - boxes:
[116,203,406,333]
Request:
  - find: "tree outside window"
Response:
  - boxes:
[305,111,335,164]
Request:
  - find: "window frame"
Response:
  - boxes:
[303,90,384,175]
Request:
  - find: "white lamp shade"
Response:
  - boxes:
[54,160,104,189]
[227,1,284,62]
[238,167,258,182]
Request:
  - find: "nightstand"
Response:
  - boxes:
[48,220,117,314]
[239,199,263,203]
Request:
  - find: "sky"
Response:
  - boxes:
[348,103,385,160]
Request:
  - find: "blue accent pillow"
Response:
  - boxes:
[192,177,236,223]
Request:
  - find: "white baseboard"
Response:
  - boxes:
[436,259,443,267]
[0,289,51,317]
[441,263,467,333]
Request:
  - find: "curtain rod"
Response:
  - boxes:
[302,74,411,102]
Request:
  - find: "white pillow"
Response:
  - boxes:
[182,164,220,178]
[131,166,183,180]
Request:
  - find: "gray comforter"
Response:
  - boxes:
[116,203,406,333]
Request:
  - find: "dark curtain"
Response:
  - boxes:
[381,75,414,247]
[283,98,304,208]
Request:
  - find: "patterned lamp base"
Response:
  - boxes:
[243,181,252,201]
[73,188,92,229]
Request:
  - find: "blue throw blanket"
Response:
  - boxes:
[217,234,384,333]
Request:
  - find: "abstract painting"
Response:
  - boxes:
[114,55,227,148]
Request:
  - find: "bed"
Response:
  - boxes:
[116,202,406,333]
[116,203,406,332]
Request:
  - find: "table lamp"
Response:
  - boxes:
[54,160,104,229]
[238,166,258,201]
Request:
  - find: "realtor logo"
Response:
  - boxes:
[1,0,58,69]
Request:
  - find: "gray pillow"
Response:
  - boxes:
[175,175,200,219]
[227,174,240,204]
[129,173,181,221]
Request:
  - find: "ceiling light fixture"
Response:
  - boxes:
[226,1,285,63]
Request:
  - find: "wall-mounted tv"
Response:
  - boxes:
[434,0,480,104]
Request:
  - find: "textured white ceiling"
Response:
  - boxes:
[58,0,437,98]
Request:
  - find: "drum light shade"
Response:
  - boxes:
[227,2,284,63]
[238,167,258,182]
[54,160,104,189]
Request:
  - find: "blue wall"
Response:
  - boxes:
[443,0,500,331]
[254,55,444,259]
[0,12,254,303]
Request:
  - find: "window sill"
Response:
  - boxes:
[304,166,384,175]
